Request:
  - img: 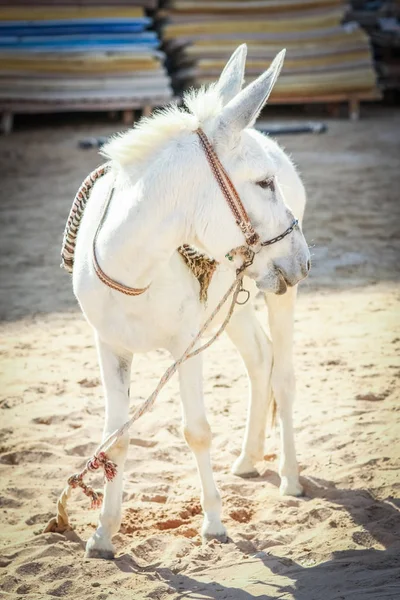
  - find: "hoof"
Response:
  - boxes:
[279,477,304,497]
[85,534,115,560]
[231,454,260,478]
[202,519,228,544]
[85,547,115,560]
[234,469,260,479]
[203,531,229,544]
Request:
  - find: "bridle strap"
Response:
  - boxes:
[261,219,298,246]
[92,178,150,297]
[196,128,260,247]
[195,128,299,261]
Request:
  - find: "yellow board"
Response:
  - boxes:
[164,10,344,38]
[0,7,144,21]
[0,57,160,74]
[197,50,372,71]
[198,67,377,95]
[170,0,344,14]
[187,28,369,48]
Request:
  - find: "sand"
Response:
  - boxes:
[0,109,399,599]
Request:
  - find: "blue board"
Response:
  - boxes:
[0,43,160,52]
[0,32,159,49]
[0,24,151,36]
[0,18,152,28]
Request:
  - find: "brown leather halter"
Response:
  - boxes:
[92,127,298,296]
[195,128,298,265]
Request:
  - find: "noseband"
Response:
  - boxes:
[195,128,298,273]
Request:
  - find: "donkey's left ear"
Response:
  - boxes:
[216,44,247,106]
[217,49,285,137]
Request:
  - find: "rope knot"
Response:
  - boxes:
[67,474,83,488]
[87,451,117,482]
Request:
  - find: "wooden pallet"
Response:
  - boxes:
[0,88,382,133]
[0,96,177,133]
[268,90,382,120]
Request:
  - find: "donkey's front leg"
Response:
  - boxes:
[226,304,273,477]
[85,338,132,559]
[266,287,303,497]
[176,351,227,542]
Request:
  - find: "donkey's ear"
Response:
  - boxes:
[216,44,247,106]
[218,49,285,136]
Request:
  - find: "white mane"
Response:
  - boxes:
[101,85,222,169]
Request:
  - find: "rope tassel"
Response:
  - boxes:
[68,474,104,510]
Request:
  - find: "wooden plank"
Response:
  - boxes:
[267,90,382,104]
[122,109,134,125]
[0,1,156,5]
[349,96,360,120]
[1,110,13,134]
[0,97,179,115]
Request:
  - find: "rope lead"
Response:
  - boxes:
[44,273,246,534]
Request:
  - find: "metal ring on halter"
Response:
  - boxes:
[234,252,255,306]
[236,288,250,305]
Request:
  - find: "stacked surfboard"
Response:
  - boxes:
[347,0,400,95]
[0,2,173,131]
[162,0,380,117]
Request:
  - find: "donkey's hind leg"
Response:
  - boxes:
[85,337,132,559]
[226,304,274,477]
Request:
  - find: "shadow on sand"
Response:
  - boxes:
[109,476,400,599]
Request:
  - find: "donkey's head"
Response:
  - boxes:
[191,45,310,294]
[102,45,310,293]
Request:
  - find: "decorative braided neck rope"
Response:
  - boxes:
[61,163,109,274]
[61,163,218,303]
[44,271,245,533]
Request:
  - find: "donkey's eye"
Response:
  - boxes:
[257,177,275,191]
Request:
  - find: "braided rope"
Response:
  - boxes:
[61,163,218,301]
[61,163,109,273]
[45,271,246,533]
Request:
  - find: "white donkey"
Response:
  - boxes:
[72,45,310,559]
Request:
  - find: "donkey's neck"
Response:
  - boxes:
[94,175,188,290]
[94,128,246,289]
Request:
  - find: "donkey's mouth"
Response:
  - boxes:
[275,274,288,295]
[255,270,288,295]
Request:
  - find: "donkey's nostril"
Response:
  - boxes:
[307,260,311,272]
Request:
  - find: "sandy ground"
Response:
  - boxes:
[0,109,399,600]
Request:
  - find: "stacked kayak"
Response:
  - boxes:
[0,2,173,121]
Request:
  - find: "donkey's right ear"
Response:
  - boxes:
[217,49,285,139]
[216,44,247,106]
